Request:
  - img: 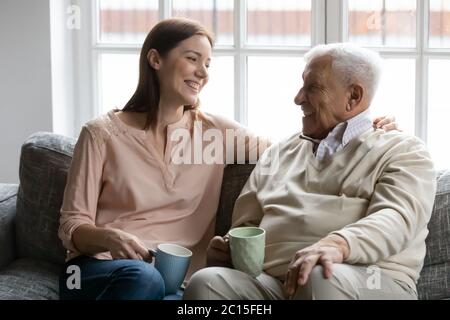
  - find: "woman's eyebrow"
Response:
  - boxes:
[183,50,202,56]
[183,50,211,61]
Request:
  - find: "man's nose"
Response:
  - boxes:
[294,88,305,105]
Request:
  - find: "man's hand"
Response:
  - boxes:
[206,236,232,267]
[284,235,349,298]
[373,115,399,131]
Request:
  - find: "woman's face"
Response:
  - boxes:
[154,35,212,107]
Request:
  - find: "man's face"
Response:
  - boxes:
[294,56,349,139]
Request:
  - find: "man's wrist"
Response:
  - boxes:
[319,234,350,260]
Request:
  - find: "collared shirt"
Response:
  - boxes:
[300,109,373,161]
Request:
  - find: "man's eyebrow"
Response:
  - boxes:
[183,50,211,60]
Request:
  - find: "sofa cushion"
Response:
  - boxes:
[0,258,60,299]
[215,164,255,236]
[16,132,76,265]
[0,184,19,270]
[417,170,450,299]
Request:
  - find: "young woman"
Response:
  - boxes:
[58,18,396,300]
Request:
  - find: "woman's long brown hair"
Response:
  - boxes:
[122,18,214,130]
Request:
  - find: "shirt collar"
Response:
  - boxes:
[341,109,373,146]
[299,109,373,147]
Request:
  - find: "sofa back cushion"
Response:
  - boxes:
[417,170,450,300]
[16,132,76,265]
[215,164,256,236]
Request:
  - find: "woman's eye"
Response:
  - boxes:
[188,57,197,62]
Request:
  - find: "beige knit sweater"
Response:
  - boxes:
[231,128,436,290]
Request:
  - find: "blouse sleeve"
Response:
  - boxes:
[58,126,104,252]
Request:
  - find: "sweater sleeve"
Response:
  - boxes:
[331,137,436,264]
[58,126,104,252]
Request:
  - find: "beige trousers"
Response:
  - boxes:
[183,264,417,300]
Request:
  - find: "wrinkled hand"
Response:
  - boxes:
[106,228,151,261]
[373,115,400,131]
[206,235,232,267]
[284,235,349,298]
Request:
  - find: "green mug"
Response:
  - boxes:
[229,226,265,278]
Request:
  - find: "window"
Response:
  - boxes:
[348,0,417,135]
[427,0,450,170]
[344,0,450,169]
[75,0,449,168]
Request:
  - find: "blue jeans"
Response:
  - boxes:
[59,255,179,300]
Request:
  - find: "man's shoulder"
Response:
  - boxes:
[256,132,304,168]
[264,132,303,153]
[364,130,433,168]
[366,129,426,150]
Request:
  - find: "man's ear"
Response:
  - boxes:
[346,84,364,111]
[147,49,161,70]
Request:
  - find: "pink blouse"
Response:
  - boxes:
[58,109,261,277]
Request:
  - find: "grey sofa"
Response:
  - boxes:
[0,132,449,299]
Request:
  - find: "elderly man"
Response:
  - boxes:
[184,43,436,300]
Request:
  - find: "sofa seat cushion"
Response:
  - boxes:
[0,258,60,300]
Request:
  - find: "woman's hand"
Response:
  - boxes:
[105,228,151,261]
[373,115,399,131]
[206,236,232,267]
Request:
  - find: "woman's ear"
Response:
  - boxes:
[147,49,161,70]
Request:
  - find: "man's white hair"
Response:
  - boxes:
[304,43,383,103]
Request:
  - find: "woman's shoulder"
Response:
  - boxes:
[84,109,125,146]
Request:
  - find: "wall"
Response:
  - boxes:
[50,0,75,137]
[0,0,53,183]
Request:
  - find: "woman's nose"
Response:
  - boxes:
[196,65,208,79]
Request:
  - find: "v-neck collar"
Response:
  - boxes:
[303,128,374,170]
[108,109,194,189]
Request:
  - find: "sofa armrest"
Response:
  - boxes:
[0,183,18,269]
